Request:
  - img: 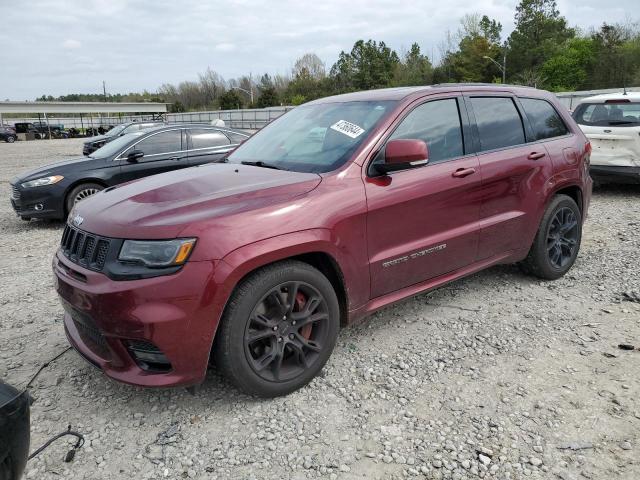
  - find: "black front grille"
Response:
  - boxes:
[11,184,20,200]
[60,224,112,271]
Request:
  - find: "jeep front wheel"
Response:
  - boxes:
[215,261,340,397]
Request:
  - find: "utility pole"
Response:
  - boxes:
[103,81,107,102]
[482,55,506,83]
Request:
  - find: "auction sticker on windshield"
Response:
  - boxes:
[330,120,365,139]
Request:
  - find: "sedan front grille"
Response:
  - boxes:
[60,224,112,271]
[11,184,20,200]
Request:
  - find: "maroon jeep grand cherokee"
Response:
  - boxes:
[54,85,592,397]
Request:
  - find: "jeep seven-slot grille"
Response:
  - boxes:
[11,185,20,200]
[61,224,111,271]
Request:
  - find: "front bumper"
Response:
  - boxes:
[53,251,223,387]
[590,165,640,184]
[10,182,66,219]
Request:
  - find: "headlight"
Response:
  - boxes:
[21,175,64,188]
[118,238,196,268]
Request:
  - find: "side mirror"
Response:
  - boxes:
[126,150,144,162]
[376,139,429,174]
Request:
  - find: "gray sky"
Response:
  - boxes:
[0,0,636,100]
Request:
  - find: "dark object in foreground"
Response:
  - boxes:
[0,381,30,480]
[618,343,636,351]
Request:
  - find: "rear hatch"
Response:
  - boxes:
[573,100,640,167]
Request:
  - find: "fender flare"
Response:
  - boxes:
[209,228,353,330]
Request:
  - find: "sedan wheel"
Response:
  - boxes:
[65,183,104,215]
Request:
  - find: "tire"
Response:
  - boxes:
[6,136,15,143]
[65,183,104,215]
[520,194,582,280]
[214,260,340,397]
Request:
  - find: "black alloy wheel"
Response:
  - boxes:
[244,281,330,382]
[215,260,340,397]
[520,194,582,280]
[546,207,579,269]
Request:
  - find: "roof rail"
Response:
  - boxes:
[431,82,536,89]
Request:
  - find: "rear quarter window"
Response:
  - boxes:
[469,97,526,151]
[225,131,249,144]
[520,98,568,140]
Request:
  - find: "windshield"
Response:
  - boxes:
[573,102,640,127]
[105,124,128,137]
[90,131,145,158]
[227,101,397,173]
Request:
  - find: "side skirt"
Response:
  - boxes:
[347,249,526,324]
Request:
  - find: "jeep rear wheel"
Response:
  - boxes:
[214,260,340,397]
[520,194,582,280]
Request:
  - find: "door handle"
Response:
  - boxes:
[528,152,546,160]
[169,156,182,161]
[452,167,476,178]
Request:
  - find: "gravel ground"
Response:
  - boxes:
[1,138,639,480]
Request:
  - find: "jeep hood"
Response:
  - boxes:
[74,163,322,239]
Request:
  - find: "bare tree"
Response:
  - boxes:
[292,53,326,79]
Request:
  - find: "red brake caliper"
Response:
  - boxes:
[295,292,313,340]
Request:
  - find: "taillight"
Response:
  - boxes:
[584,142,591,169]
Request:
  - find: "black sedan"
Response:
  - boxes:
[0,126,17,143]
[10,125,249,221]
[82,121,165,155]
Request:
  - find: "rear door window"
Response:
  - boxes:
[189,129,230,149]
[133,130,182,156]
[520,98,568,140]
[573,102,640,127]
[469,97,525,151]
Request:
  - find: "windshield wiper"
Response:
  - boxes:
[241,160,286,170]
[608,121,636,125]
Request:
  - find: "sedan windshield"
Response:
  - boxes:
[90,132,145,158]
[105,124,128,137]
[227,101,397,173]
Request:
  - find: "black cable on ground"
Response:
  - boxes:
[28,425,85,462]
[2,346,86,463]
[24,346,72,391]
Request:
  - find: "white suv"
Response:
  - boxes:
[572,92,640,184]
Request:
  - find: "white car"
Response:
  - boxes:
[572,92,640,184]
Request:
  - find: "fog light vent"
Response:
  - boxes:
[125,340,172,373]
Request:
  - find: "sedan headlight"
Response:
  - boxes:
[118,238,196,268]
[21,175,64,188]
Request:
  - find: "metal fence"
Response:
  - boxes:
[2,106,296,131]
[4,86,639,129]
